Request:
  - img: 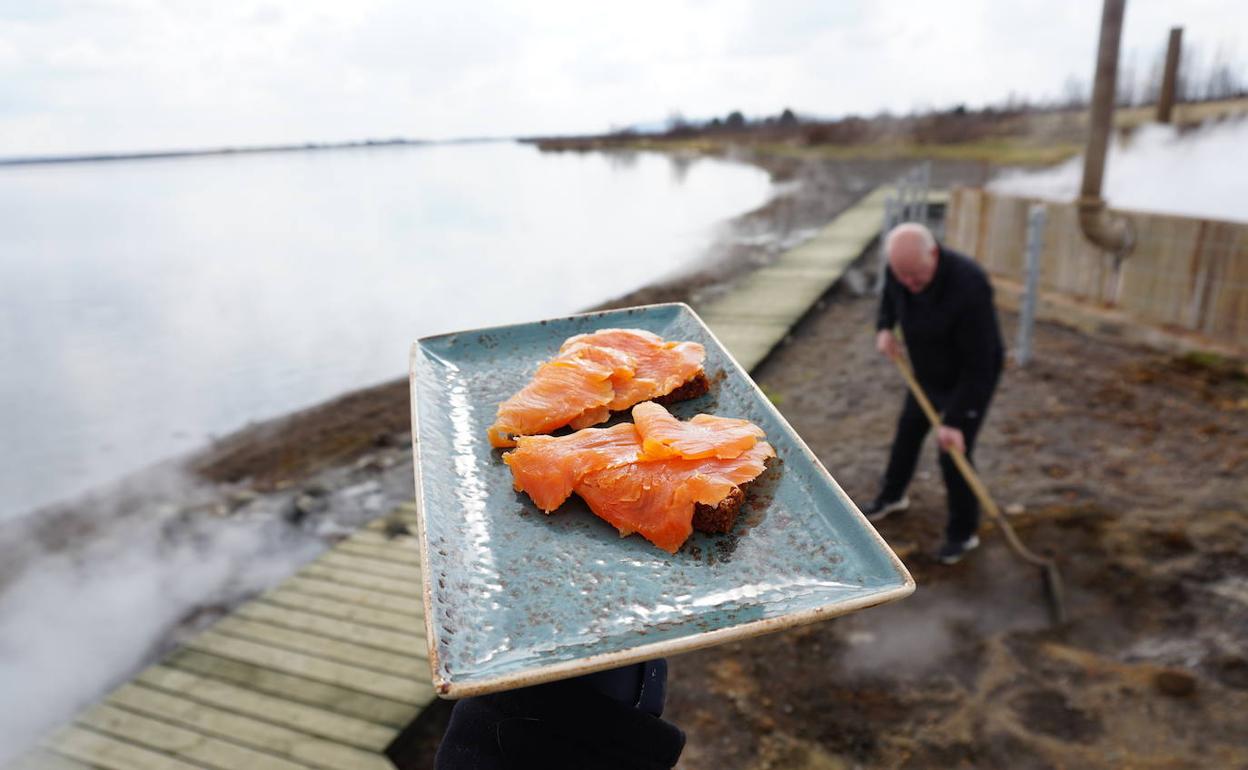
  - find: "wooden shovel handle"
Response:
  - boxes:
[890,354,1055,569]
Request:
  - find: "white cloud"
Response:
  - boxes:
[0,0,1245,155]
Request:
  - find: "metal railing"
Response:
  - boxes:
[876,162,937,293]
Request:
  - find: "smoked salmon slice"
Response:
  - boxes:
[487,344,637,448]
[560,329,705,411]
[501,402,773,553]
[576,442,775,553]
[488,329,705,447]
[503,424,642,512]
[632,401,765,460]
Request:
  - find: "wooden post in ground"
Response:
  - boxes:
[1157,27,1183,123]
[1016,204,1047,366]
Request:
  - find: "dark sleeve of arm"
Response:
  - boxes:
[876,271,897,331]
[944,281,1002,431]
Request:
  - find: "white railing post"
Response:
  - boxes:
[1016,203,1047,366]
[877,196,898,294]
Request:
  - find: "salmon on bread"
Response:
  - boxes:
[488,329,707,447]
[501,401,773,553]
[503,423,642,512]
[576,441,774,553]
[632,400,765,460]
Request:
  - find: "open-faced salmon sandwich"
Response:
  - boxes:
[502,401,774,553]
[486,329,709,448]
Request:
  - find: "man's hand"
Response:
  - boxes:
[937,425,966,455]
[876,329,900,360]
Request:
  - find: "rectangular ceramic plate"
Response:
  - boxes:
[409,303,913,698]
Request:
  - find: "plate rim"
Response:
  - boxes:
[408,301,916,698]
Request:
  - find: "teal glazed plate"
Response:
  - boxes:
[409,303,914,698]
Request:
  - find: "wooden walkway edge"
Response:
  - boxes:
[698,187,948,371]
[8,505,430,770]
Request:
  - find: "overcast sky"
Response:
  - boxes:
[1,0,1245,156]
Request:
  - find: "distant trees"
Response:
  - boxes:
[1063,75,1090,109]
[1070,36,1246,109]
[666,111,691,132]
[725,111,746,130]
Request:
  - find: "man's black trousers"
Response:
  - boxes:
[879,390,991,544]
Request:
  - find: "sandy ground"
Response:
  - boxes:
[4,153,1244,767]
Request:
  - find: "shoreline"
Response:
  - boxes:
[0,149,843,580]
[0,136,511,168]
[0,152,997,577]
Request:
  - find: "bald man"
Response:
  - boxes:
[865,223,1004,564]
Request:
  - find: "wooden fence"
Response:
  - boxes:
[945,187,1248,349]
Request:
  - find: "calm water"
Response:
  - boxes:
[0,141,771,520]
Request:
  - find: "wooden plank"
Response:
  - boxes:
[4,748,95,770]
[163,649,415,728]
[136,665,396,751]
[261,587,421,634]
[317,550,422,581]
[46,726,202,770]
[364,518,417,534]
[333,540,419,567]
[280,575,424,616]
[393,501,420,517]
[107,683,392,770]
[957,189,1248,352]
[75,703,309,770]
[300,562,418,598]
[233,601,426,657]
[346,529,421,551]
[183,630,430,704]
[212,615,427,676]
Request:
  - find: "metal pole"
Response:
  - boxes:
[1157,27,1183,123]
[1081,0,1126,205]
[877,196,898,294]
[1017,204,1047,366]
[1077,0,1133,256]
[918,162,931,226]
[910,165,921,221]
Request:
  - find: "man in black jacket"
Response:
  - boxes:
[865,223,1004,564]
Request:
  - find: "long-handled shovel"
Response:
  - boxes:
[891,354,1067,625]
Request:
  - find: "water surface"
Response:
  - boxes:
[0,141,771,519]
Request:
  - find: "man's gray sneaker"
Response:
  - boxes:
[863,496,910,523]
[937,535,980,564]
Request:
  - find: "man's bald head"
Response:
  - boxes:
[886,223,939,293]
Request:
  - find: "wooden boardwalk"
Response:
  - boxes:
[7,183,936,769]
[8,505,431,770]
[698,186,946,371]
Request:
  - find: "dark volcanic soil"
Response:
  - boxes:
[661,279,1248,770]
[390,214,1247,769]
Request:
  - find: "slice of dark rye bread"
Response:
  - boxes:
[693,486,744,534]
[666,369,757,536]
[691,472,767,535]
[653,369,711,406]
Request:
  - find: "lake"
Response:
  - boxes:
[0,141,771,520]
